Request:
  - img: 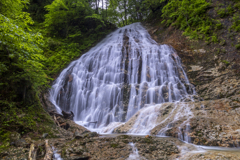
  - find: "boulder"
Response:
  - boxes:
[74,132,84,139]
[42,133,49,138]
[10,132,21,142]
[88,132,98,137]
[62,110,74,120]
[15,139,28,148]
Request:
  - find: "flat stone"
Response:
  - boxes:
[190,65,203,72]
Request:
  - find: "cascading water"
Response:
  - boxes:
[126,143,146,160]
[49,22,195,133]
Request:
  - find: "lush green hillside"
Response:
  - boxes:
[0,0,115,150]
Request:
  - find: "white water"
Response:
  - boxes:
[126,143,146,160]
[49,22,195,134]
[52,147,63,160]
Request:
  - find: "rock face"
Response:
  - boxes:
[143,20,240,101]
[42,92,90,136]
[114,95,240,147]
[140,21,240,148]
[57,135,180,160]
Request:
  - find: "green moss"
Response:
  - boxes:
[235,44,240,49]
[0,131,11,152]
[222,60,230,65]
[149,146,157,151]
[142,138,154,144]
[215,21,223,30]
[234,2,240,10]
[219,39,226,46]
[231,13,240,32]
[216,8,228,18]
[211,34,219,43]
[111,143,119,148]
[61,148,67,158]
[0,99,56,143]
[122,135,130,139]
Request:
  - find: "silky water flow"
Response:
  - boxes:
[49,22,196,141]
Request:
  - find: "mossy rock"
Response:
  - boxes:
[110,143,119,148]
[142,138,154,144]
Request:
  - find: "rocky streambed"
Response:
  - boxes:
[1,131,240,160]
[114,95,240,147]
[1,96,240,160]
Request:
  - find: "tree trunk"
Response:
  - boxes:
[102,0,104,19]
[106,0,108,19]
[96,0,98,13]
[124,0,127,25]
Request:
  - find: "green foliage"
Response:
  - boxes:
[215,20,223,30]
[235,43,240,49]
[234,2,240,10]
[211,34,218,43]
[219,39,226,46]
[0,99,55,148]
[231,13,240,31]
[215,4,234,18]
[0,0,115,146]
[27,0,54,22]
[0,0,48,104]
[43,40,82,75]
[107,0,150,27]
[161,0,215,41]
[216,8,228,18]
[43,0,115,75]
[221,60,230,65]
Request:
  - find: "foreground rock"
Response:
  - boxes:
[59,135,179,160]
[2,134,240,160]
[114,95,240,147]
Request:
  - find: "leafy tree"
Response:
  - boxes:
[0,0,47,103]
[27,0,54,22]
[43,0,116,75]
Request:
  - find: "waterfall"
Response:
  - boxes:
[49,22,195,133]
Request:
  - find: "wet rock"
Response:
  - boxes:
[15,139,28,148]
[88,132,98,137]
[189,65,203,72]
[42,133,49,138]
[74,132,84,139]
[114,95,240,147]
[10,132,21,142]
[25,137,32,144]
[193,49,206,54]
[62,110,74,120]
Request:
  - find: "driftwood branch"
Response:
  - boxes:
[54,115,60,126]
[44,140,53,160]
[28,143,37,160]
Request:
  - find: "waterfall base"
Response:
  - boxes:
[113,95,240,147]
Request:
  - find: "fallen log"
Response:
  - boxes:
[43,140,53,160]
[28,143,37,160]
[53,115,60,126]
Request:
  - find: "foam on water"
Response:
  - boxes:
[126,143,146,160]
